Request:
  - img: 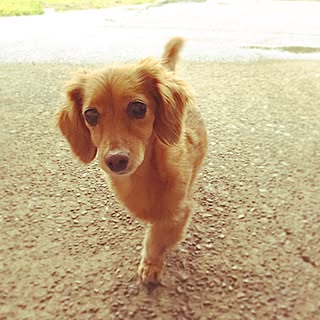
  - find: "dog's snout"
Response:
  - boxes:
[105,151,129,173]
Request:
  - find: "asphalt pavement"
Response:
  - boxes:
[1,59,320,320]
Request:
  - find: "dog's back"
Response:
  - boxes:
[163,38,207,193]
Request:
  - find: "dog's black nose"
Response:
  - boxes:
[105,152,129,173]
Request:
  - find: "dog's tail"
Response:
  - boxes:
[162,37,185,71]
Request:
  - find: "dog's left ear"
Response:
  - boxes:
[138,59,194,145]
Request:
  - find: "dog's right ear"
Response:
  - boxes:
[55,71,97,164]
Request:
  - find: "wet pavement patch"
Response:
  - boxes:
[245,46,320,54]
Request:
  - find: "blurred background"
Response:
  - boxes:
[0,0,320,62]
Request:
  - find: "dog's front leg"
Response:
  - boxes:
[138,205,191,284]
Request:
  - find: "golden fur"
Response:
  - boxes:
[55,37,207,284]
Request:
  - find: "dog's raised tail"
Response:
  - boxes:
[162,37,185,71]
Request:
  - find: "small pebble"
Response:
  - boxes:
[176,286,183,294]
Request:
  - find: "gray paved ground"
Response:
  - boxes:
[0,60,319,319]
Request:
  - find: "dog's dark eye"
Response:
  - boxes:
[127,101,147,119]
[84,108,99,126]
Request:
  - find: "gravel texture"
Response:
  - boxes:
[0,60,319,319]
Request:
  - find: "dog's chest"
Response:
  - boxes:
[110,174,165,222]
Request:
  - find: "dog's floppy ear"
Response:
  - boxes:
[154,76,192,145]
[55,71,97,163]
[138,59,193,145]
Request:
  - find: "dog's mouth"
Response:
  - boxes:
[109,167,131,176]
[105,162,139,177]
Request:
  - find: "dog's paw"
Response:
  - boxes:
[138,259,164,284]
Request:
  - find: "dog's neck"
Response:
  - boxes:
[107,134,173,220]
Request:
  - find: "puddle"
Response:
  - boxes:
[245,46,320,54]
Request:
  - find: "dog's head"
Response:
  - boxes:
[55,58,193,176]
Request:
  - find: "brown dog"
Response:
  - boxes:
[55,37,207,284]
